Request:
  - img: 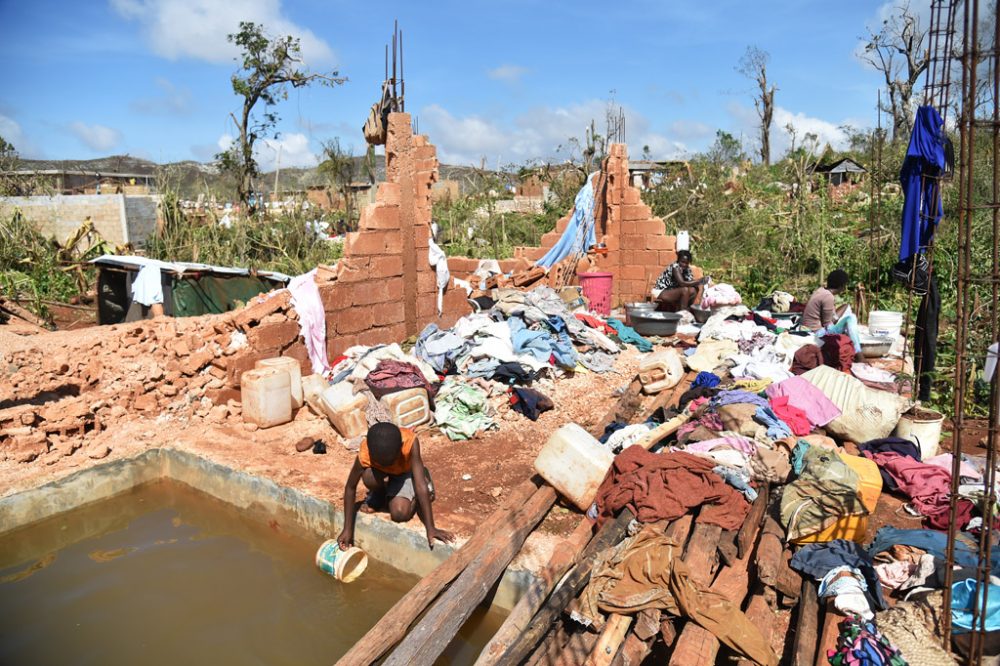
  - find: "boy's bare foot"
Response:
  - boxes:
[360,490,386,514]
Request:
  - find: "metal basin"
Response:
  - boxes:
[625,302,658,326]
[689,305,712,324]
[860,335,893,358]
[630,311,681,337]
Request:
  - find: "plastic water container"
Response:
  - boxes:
[637,349,685,394]
[241,368,292,428]
[301,374,329,409]
[256,357,303,409]
[381,388,431,429]
[578,272,614,316]
[893,408,945,459]
[533,423,615,511]
[319,383,368,439]
[868,310,904,338]
[315,540,368,582]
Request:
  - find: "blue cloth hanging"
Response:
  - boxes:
[899,105,946,261]
[535,173,597,269]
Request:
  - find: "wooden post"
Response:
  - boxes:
[815,600,842,666]
[585,614,633,666]
[737,483,769,559]
[383,485,558,666]
[335,479,540,666]
[736,585,777,666]
[792,580,820,666]
[493,508,636,666]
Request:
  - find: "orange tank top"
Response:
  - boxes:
[358,427,416,475]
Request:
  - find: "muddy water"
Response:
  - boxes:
[0,481,505,665]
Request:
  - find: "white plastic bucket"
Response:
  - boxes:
[315,540,368,582]
[893,408,945,459]
[868,310,904,339]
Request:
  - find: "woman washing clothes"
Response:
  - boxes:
[653,250,708,312]
[801,269,865,362]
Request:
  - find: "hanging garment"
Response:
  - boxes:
[428,236,450,315]
[899,105,946,262]
[287,269,330,375]
[535,173,597,269]
[131,262,164,306]
[577,526,778,666]
[509,386,554,421]
[914,275,940,402]
[595,446,749,530]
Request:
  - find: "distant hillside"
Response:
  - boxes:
[15,154,492,200]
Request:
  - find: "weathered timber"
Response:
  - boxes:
[585,613,633,666]
[610,609,662,666]
[718,530,739,567]
[683,522,723,586]
[792,579,820,666]
[475,518,595,665]
[494,508,636,666]
[757,515,800,598]
[524,624,566,666]
[736,585,777,666]
[335,478,540,666]
[383,485,558,666]
[641,371,695,419]
[815,600,843,666]
[737,483,769,559]
[632,413,691,451]
[553,630,599,666]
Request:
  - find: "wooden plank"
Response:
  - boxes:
[683,522,723,586]
[641,371,695,419]
[383,485,558,666]
[493,508,636,666]
[792,580,820,666]
[737,483,769,559]
[757,516,800,598]
[524,624,566,666]
[552,629,599,666]
[585,613,633,666]
[736,586,777,666]
[717,530,739,568]
[335,478,540,666]
[475,518,595,665]
[632,413,690,451]
[609,609,662,666]
[814,600,842,666]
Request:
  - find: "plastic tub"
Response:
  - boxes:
[578,272,614,316]
[893,408,945,459]
[533,423,615,511]
[381,387,431,429]
[315,540,368,582]
[241,368,292,428]
[630,311,681,337]
[256,357,303,409]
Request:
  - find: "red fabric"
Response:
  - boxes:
[791,344,823,375]
[861,450,968,530]
[575,312,615,335]
[364,360,437,399]
[595,446,749,530]
[821,334,855,372]
[769,395,812,436]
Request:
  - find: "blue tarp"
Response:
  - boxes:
[535,173,597,269]
[899,105,946,261]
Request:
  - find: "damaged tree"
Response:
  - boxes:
[860,2,929,142]
[217,22,345,212]
[737,46,776,166]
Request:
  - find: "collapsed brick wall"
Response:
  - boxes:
[513,144,677,306]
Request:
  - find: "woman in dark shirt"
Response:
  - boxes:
[653,250,707,312]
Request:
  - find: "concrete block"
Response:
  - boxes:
[646,235,675,251]
[372,300,405,326]
[336,307,375,335]
[351,277,401,306]
[623,234,647,250]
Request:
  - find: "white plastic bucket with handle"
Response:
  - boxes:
[893,408,945,460]
[315,539,368,582]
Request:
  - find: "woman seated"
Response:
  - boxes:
[802,269,865,362]
[653,250,707,312]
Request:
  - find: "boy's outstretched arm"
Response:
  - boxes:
[337,458,364,550]
[411,439,455,550]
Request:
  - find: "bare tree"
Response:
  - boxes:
[738,46,777,165]
[861,2,929,142]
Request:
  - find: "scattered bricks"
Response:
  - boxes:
[336,307,376,335]
[377,182,401,206]
[368,255,404,279]
[373,301,406,326]
[169,340,191,358]
[250,320,300,351]
[160,384,178,397]
[207,404,229,423]
[8,432,48,463]
[638,219,666,235]
[233,290,290,330]
[180,347,215,376]
[133,393,158,412]
[351,278,401,306]
[646,235,675,251]
[446,256,481,274]
[206,386,241,405]
[87,443,111,460]
[226,351,274,386]
[207,365,226,380]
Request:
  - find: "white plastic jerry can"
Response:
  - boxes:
[533,423,615,511]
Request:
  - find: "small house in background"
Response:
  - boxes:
[628,160,692,190]
[808,157,867,187]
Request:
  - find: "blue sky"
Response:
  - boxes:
[0,0,909,168]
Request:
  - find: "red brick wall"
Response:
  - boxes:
[513,144,677,307]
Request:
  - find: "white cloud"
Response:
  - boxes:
[420,100,689,166]
[110,0,335,65]
[131,77,193,115]
[668,120,712,141]
[214,132,318,171]
[0,114,25,150]
[69,121,123,152]
[728,102,850,158]
[487,64,528,83]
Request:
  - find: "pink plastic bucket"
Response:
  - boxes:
[577,272,614,316]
